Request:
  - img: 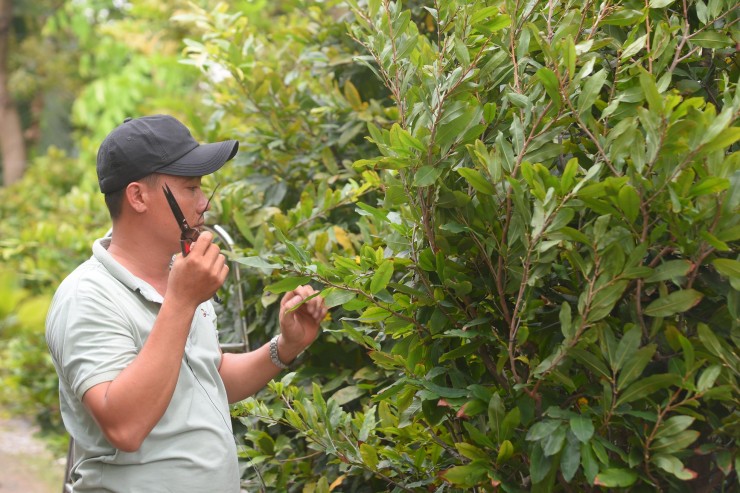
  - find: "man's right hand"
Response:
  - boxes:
[167,231,229,306]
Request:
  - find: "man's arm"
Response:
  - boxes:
[82,233,227,452]
[219,285,327,403]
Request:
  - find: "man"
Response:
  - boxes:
[46,115,327,492]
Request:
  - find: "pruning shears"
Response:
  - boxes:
[162,183,200,256]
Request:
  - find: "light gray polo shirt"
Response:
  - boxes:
[46,238,239,492]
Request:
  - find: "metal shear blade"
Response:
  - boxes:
[162,183,199,255]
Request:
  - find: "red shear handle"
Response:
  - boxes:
[180,228,200,257]
[181,240,192,256]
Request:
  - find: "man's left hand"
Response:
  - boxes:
[277,285,328,362]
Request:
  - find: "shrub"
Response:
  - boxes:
[190,0,739,491]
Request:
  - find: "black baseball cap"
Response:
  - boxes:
[96,115,239,193]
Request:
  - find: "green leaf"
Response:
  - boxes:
[526,419,561,441]
[356,202,389,224]
[621,34,647,60]
[542,425,567,456]
[655,416,695,439]
[702,127,740,154]
[678,334,695,369]
[464,421,496,449]
[639,70,663,113]
[561,436,581,482]
[569,348,612,381]
[649,0,676,7]
[613,326,641,372]
[690,31,733,49]
[331,385,365,406]
[690,177,730,197]
[653,454,699,481]
[701,231,731,252]
[536,67,561,111]
[285,292,321,314]
[264,276,312,294]
[495,132,516,173]
[617,345,656,390]
[497,439,514,463]
[562,35,576,78]
[560,302,574,340]
[420,381,469,399]
[617,185,640,224]
[594,468,638,487]
[697,364,722,392]
[458,167,495,195]
[454,37,470,66]
[581,442,599,484]
[488,392,505,442]
[617,374,679,406]
[360,443,379,470]
[439,341,482,362]
[322,287,357,308]
[578,68,607,115]
[394,124,425,152]
[587,280,629,322]
[273,228,310,263]
[713,258,740,288]
[645,260,692,283]
[478,13,511,34]
[442,462,488,487]
[359,306,392,322]
[697,323,727,360]
[561,158,579,193]
[370,260,394,294]
[644,289,703,317]
[436,107,480,150]
[235,256,281,270]
[653,430,700,454]
[604,9,644,26]
[456,442,489,462]
[359,406,377,442]
[413,166,442,187]
[501,407,521,441]
[570,416,595,443]
[530,444,553,484]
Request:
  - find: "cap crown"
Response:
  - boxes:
[97,115,199,193]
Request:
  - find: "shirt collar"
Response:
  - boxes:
[92,237,164,304]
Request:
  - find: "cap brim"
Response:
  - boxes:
[159,140,239,177]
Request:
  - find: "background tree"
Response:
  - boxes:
[0,0,25,186]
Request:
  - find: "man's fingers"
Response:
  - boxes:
[187,231,214,255]
[284,293,306,312]
[281,286,312,307]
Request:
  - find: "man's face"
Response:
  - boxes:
[144,174,211,252]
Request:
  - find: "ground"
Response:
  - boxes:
[0,414,65,493]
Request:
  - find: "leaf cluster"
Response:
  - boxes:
[186,0,740,491]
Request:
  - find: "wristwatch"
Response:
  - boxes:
[269,334,292,370]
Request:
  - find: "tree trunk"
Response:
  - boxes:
[0,0,26,186]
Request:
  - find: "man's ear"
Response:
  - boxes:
[124,182,149,213]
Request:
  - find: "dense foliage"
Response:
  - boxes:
[189,0,739,491]
[1,0,738,491]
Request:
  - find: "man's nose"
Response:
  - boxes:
[197,191,210,215]
[202,184,219,214]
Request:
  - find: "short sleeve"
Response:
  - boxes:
[57,293,140,401]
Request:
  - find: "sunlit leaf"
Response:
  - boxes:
[644,289,703,317]
[594,468,638,487]
[617,374,679,406]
